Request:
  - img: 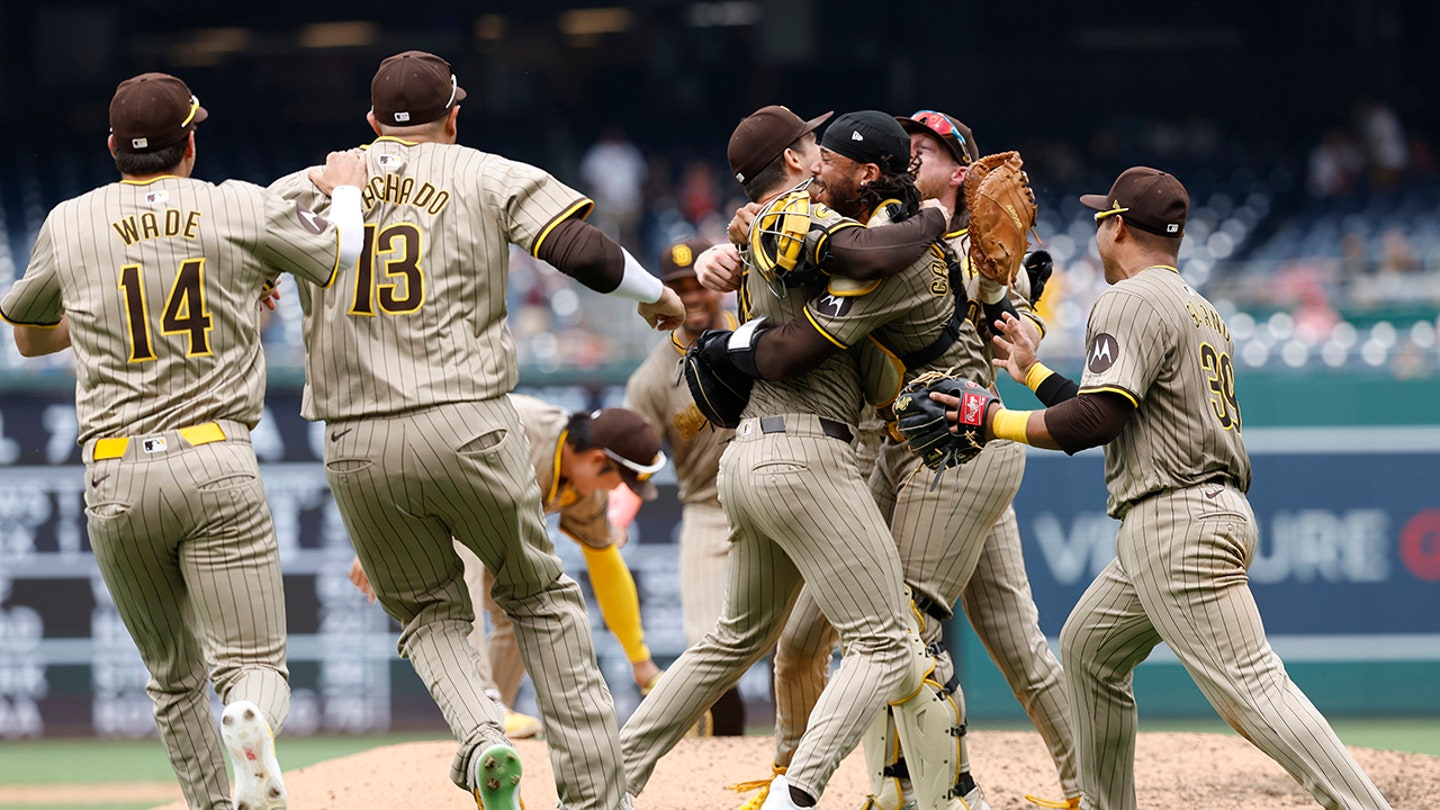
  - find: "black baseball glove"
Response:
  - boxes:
[1023,249,1054,305]
[893,370,999,488]
[682,329,754,430]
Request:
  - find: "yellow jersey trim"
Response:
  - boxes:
[803,308,848,349]
[671,311,738,356]
[810,220,863,265]
[825,278,881,297]
[372,136,420,147]
[120,175,179,186]
[548,428,568,505]
[531,197,595,257]
[1078,384,1140,408]
[1150,264,1180,274]
[945,226,968,240]
[322,227,341,289]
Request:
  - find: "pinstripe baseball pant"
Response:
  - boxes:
[323,397,628,810]
[84,421,288,810]
[621,413,914,802]
[1061,483,1390,810]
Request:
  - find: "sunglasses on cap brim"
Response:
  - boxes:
[909,110,970,163]
[1093,201,1129,223]
[603,448,668,482]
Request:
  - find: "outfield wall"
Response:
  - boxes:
[0,387,1435,737]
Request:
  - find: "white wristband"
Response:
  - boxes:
[329,185,365,271]
[978,276,1008,304]
[610,248,665,303]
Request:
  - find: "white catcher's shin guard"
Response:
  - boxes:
[889,600,967,810]
[856,708,906,810]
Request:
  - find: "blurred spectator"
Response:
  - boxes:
[1354,99,1407,190]
[1306,129,1364,198]
[1378,227,1419,275]
[1340,231,1370,276]
[580,127,648,248]
[678,159,720,225]
[1277,261,1339,342]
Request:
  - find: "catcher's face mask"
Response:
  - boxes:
[744,182,817,297]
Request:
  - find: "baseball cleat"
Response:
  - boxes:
[1023,796,1080,809]
[729,763,785,810]
[472,743,524,810]
[959,784,992,810]
[503,707,543,740]
[220,700,287,810]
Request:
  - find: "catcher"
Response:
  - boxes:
[689,112,1041,810]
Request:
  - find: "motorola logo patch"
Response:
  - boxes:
[1087,333,1119,373]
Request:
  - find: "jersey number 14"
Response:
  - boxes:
[119,259,213,362]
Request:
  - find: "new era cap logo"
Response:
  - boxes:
[851,130,864,141]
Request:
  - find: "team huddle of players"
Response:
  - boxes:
[0,47,1393,810]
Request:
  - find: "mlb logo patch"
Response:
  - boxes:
[145,190,169,205]
[141,436,168,454]
[960,392,986,426]
[394,111,411,122]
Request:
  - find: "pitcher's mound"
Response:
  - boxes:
[150,731,1434,808]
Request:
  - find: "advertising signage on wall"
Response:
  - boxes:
[0,391,1435,737]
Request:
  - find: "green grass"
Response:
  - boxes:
[0,733,443,784]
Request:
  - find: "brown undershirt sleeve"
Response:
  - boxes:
[535,217,625,293]
[824,208,946,280]
[1043,391,1135,455]
[753,320,841,381]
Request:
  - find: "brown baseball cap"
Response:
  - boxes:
[659,237,713,283]
[1081,166,1189,237]
[588,408,667,501]
[727,105,832,184]
[897,110,978,166]
[109,73,207,154]
[371,50,467,127]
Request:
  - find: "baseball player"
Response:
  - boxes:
[620,106,952,810]
[350,397,668,732]
[457,395,666,705]
[268,51,683,810]
[701,110,1012,810]
[1,73,366,810]
[622,237,747,736]
[944,167,1391,810]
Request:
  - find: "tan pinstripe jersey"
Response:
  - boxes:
[268,136,592,422]
[1079,265,1252,516]
[802,206,988,410]
[741,186,865,425]
[945,227,1046,358]
[624,314,738,507]
[0,176,341,444]
[509,393,615,549]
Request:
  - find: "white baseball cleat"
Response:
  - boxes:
[759,774,806,810]
[221,700,287,810]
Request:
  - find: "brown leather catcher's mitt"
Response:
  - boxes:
[963,151,1037,284]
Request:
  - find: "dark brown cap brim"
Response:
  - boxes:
[1079,193,1110,210]
[619,470,659,501]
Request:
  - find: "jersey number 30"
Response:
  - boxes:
[119,259,213,362]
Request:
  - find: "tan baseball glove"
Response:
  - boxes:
[963,151,1037,285]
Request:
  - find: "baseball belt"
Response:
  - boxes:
[759,415,853,443]
[90,421,230,461]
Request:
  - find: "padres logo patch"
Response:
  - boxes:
[1087,333,1119,373]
